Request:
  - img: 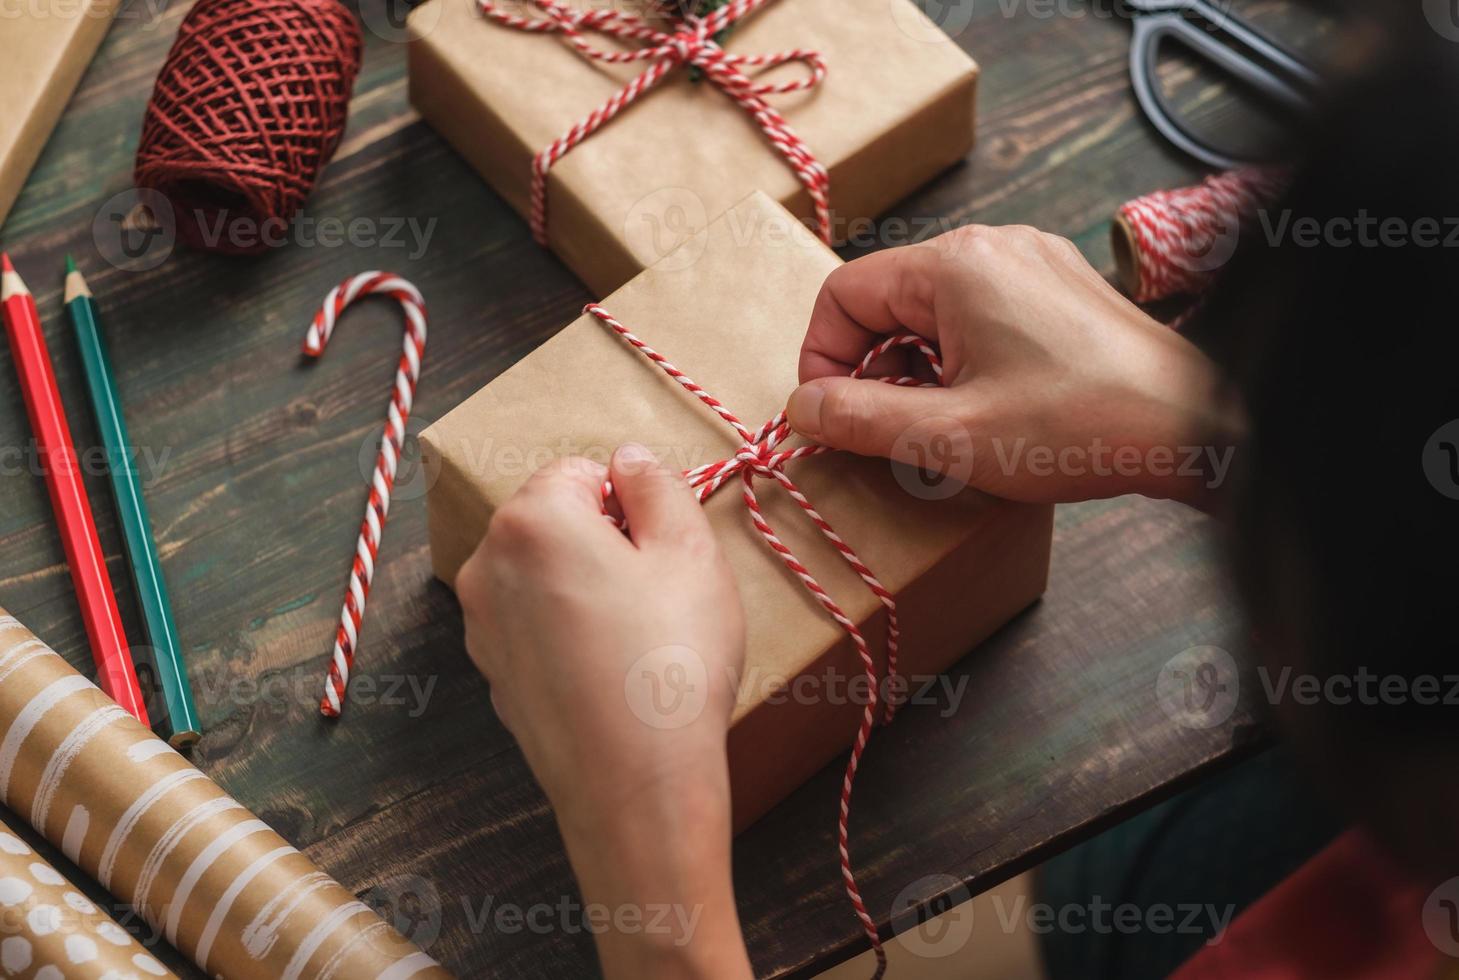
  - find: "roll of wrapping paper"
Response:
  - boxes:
[0,611,451,980]
[0,807,177,978]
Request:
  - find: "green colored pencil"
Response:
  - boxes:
[65,257,200,748]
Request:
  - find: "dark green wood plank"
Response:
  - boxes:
[0,0,1320,976]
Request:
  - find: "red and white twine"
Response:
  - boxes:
[304,272,428,719]
[1115,167,1287,303]
[477,0,832,246]
[588,303,942,979]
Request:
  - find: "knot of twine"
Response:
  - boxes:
[1113,167,1288,304]
[135,0,363,255]
[478,0,831,246]
[586,303,943,979]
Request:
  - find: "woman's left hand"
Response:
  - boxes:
[456,445,752,979]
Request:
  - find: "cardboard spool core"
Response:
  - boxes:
[1111,209,1143,299]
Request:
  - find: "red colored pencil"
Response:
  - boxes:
[1,254,148,724]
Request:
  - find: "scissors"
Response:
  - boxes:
[1127,0,1323,168]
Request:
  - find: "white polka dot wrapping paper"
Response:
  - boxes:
[0,612,452,979]
[0,810,175,979]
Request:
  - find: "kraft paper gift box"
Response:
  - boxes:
[0,0,117,228]
[421,192,1052,830]
[408,0,980,295]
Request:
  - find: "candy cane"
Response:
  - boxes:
[303,272,428,719]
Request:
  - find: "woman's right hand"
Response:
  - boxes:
[787,225,1240,506]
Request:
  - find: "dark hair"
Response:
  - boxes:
[1195,7,1459,876]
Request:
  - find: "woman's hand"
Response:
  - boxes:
[457,445,752,979]
[788,225,1240,507]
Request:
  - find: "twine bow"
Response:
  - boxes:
[587,303,943,978]
[478,0,832,246]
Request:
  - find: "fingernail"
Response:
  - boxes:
[615,442,656,470]
[787,383,825,437]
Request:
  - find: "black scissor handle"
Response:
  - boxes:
[1130,2,1321,168]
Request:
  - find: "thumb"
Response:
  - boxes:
[787,377,953,461]
[610,443,711,550]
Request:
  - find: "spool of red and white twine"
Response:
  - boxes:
[302,272,428,719]
[1112,167,1288,304]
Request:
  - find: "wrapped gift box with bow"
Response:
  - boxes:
[407,0,980,294]
[0,0,118,227]
[421,192,1052,860]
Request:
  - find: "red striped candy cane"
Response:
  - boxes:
[303,272,428,719]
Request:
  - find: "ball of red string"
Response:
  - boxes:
[134,0,363,255]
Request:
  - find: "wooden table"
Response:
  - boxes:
[0,0,1321,975]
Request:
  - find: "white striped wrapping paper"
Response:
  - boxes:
[0,611,451,979]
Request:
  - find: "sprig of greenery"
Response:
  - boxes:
[662,0,735,80]
[661,0,732,18]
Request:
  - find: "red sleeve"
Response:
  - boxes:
[1170,829,1441,980]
